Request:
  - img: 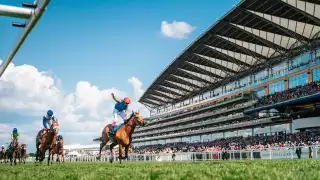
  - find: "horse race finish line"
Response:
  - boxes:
[0,160,319,180]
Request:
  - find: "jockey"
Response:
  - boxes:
[43,110,56,133]
[56,135,63,141]
[39,110,56,149]
[11,128,20,144]
[109,93,130,136]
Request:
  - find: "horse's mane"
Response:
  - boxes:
[124,112,135,124]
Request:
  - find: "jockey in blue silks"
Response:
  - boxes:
[109,93,130,136]
[39,110,56,148]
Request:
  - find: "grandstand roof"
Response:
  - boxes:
[139,0,320,108]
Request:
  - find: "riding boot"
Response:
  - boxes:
[109,126,114,136]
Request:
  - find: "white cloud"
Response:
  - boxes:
[161,20,196,39]
[128,77,144,101]
[0,60,150,151]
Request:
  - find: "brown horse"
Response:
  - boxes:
[96,111,146,163]
[0,148,6,164]
[9,138,19,166]
[18,143,27,164]
[49,138,65,164]
[35,120,59,165]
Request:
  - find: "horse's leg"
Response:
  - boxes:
[47,149,52,166]
[97,127,109,160]
[118,144,123,164]
[124,145,129,160]
[10,154,12,166]
[97,141,107,160]
[14,152,17,166]
[18,152,21,164]
[57,154,60,163]
[109,143,116,163]
[51,152,54,165]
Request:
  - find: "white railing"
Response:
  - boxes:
[29,146,318,163]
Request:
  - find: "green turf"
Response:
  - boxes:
[0,159,319,180]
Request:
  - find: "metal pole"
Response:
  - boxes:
[0,0,51,78]
[0,4,32,19]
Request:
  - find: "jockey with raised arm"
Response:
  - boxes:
[109,93,130,136]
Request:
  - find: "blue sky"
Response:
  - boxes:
[1,0,238,93]
[0,0,239,150]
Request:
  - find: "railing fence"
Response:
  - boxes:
[26,145,319,163]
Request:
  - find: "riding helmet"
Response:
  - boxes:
[47,110,53,116]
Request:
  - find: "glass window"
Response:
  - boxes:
[190,135,200,143]
[254,126,271,135]
[269,80,285,94]
[290,52,311,70]
[151,140,157,145]
[254,70,268,83]
[201,134,211,142]
[317,48,320,58]
[212,133,223,140]
[272,62,287,79]
[182,136,190,143]
[226,82,235,92]
[289,72,308,89]
[158,140,165,145]
[224,131,237,138]
[313,68,320,82]
[172,138,181,143]
[238,129,252,137]
[145,141,151,145]
[252,87,265,98]
[203,91,210,100]
[270,123,290,134]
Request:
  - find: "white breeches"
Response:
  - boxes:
[113,109,126,125]
[46,119,52,128]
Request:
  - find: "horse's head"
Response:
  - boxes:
[12,139,18,148]
[50,120,59,135]
[132,111,147,126]
[21,144,26,149]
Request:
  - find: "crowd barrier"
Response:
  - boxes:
[42,145,319,163]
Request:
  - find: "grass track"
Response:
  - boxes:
[0,159,319,180]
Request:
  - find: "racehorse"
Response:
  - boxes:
[4,149,10,164]
[8,139,19,166]
[96,111,146,163]
[18,144,27,164]
[35,120,59,166]
[0,148,6,164]
[49,137,65,164]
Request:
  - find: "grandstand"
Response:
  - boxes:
[132,0,320,154]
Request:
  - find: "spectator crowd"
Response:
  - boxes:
[132,130,320,154]
[256,81,320,107]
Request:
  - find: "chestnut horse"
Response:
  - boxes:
[96,111,146,163]
[18,143,27,164]
[35,120,59,165]
[50,138,65,164]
